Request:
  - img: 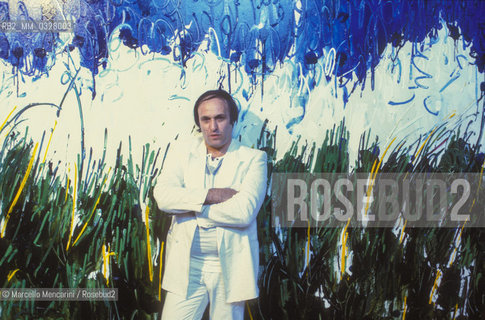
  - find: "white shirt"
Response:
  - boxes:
[190,153,224,272]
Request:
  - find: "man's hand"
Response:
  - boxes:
[204,188,238,205]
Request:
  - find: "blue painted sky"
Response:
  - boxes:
[0,0,483,90]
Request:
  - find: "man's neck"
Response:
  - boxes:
[206,141,231,158]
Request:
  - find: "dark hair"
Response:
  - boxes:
[193,89,239,128]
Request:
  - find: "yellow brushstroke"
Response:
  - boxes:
[42,120,57,163]
[1,143,39,238]
[145,205,153,282]
[478,158,485,192]
[340,230,349,280]
[448,247,458,268]
[7,143,38,215]
[7,269,19,282]
[66,163,77,251]
[102,243,116,286]
[65,175,70,202]
[159,241,165,301]
[429,270,441,304]
[396,141,406,154]
[367,158,378,189]
[373,137,397,180]
[403,128,438,190]
[306,219,310,264]
[414,127,437,163]
[72,169,111,246]
[340,218,351,280]
[402,295,407,320]
[452,304,458,320]
[403,171,410,182]
[469,198,476,212]
[369,159,378,179]
[0,106,17,133]
[448,219,468,268]
[399,219,408,244]
[246,302,254,320]
[364,138,396,218]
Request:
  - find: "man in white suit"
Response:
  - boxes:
[154,89,267,319]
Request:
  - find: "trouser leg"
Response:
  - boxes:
[203,271,245,320]
[161,290,208,320]
[161,266,209,320]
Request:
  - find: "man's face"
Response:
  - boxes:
[198,97,233,153]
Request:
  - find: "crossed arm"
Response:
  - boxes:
[153,143,267,228]
[204,188,238,205]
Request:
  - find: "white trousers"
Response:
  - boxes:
[161,265,245,320]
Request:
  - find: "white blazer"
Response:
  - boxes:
[153,136,267,303]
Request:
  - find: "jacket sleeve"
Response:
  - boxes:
[153,142,208,214]
[196,150,268,227]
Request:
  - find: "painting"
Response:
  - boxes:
[0,0,483,318]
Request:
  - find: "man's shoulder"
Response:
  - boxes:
[233,141,267,161]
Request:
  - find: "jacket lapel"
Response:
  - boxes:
[214,139,241,187]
